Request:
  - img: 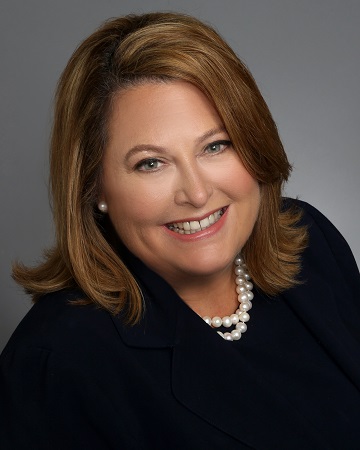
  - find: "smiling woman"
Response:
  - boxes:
[1,12,360,450]
[100,81,261,302]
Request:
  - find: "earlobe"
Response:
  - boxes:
[98,201,108,213]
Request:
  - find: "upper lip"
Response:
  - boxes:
[165,206,227,225]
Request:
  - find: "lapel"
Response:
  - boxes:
[112,251,331,449]
[170,299,329,449]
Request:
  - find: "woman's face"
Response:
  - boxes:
[101,81,260,285]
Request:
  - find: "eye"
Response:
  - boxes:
[205,140,232,154]
[135,158,163,172]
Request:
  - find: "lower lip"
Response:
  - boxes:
[162,207,229,242]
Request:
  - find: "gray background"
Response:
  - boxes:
[1,0,359,352]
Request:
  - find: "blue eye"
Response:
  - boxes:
[206,140,231,154]
[136,158,162,171]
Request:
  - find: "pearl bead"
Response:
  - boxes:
[247,291,254,301]
[244,273,251,280]
[236,276,246,285]
[223,332,233,341]
[245,281,253,290]
[98,201,108,213]
[239,312,250,322]
[238,293,248,303]
[231,329,242,340]
[240,301,252,311]
[203,316,212,325]
[236,322,247,333]
[236,285,247,294]
[212,316,222,328]
[235,267,245,276]
[230,314,239,324]
[235,256,244,265]
[222,316,232,328]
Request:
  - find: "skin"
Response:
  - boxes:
[100,81,260,317]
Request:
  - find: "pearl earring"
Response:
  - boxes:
[98,201,108,213]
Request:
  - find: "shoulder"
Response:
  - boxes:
[0,290,140,448]
[284,197,343,230]
[284,198,359,290]
[287,197,352,243]
[284,197,353,249]
[1,290,121,364]
[0,290,132,409]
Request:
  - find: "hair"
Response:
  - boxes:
[13,12,308,323]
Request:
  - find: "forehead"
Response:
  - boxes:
[106,81,224,148]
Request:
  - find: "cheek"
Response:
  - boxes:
[221,162,260,201]
[105,179,168,229]
[242,176,260,200]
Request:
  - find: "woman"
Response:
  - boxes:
[1,12,359,450]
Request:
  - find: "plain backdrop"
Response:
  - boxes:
[1,0,359,352]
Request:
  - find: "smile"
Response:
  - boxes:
[166,207,226,234]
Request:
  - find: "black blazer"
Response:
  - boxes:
[1,200,360,449]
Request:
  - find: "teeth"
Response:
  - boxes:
[167,208,225,234]
[199,217,210,229]
[190,221,201,231]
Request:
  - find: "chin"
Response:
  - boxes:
[179,251,237,276]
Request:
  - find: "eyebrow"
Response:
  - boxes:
[124,125,227,163]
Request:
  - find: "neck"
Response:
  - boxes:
[169,266,238,318]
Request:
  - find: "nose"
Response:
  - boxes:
[174,163,213,208]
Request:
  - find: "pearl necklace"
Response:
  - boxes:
[202,255,254,341]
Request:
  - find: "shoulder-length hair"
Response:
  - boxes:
[13,12,307,322]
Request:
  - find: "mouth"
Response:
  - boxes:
[166,207,227,234]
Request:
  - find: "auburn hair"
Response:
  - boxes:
[13,12,307,323]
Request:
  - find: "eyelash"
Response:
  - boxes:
[134,140,232,172]
[205,140,232,154]
[135,158,162,172]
